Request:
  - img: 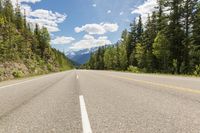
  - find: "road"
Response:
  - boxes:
[0,70,200,133]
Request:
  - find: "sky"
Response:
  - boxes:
[13,0,158,54]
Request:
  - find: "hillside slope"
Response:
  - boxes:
[0,0,73,81]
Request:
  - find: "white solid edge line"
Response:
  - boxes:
[0,72,65,89]
[79,95,92,133]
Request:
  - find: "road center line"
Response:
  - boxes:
[104,74,200,95]
[79,95,92,133]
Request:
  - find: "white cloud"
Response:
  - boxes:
[20,0,41,3]
[107,10,111,14]
[27,9,67,32]
[11,0,41,7]
[120,11,124,16]
[11,0,67,33]
[75,23,119,35]
[131,0,157,22]
[70,35,111,50]
[92,4,97,7]
[51,36,75,45]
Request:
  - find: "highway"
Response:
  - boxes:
[0,70,200,133]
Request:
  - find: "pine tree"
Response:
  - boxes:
[129,19,137,66]
[182,0,198,73]
[135,43,145,69]
[136,15,143,43]
[15,1,24,30]
[142,12,158,72]
[167,0,185,74]
[190,1,200,70]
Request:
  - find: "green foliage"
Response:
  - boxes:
[193,65,200,76]
[104,46,117,70]
[135,43,145,68]
[0,68,4,76]
[153,32,170,71]
[127,66,140,73]
[12,70,23,78]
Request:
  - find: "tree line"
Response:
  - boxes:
[0,0,73,73]
[85,0,200,76]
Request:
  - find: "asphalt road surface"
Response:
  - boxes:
[0,70,200,133]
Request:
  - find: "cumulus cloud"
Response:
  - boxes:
[11,0,41,8]
[11,0,67,33]
[120,11,124,16]
[70,35,111,50]
[92,4,97,7]
[27,9,67,32]
[107,10,111,14]
[75,23,119,35]
[51,36,75,45]
[20,0,41,3]
[131,0,157,22]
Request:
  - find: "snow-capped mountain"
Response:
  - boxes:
[66,48,98,65]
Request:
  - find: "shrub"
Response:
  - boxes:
[127,66,140,73]
[12,70,24,78]
[194,65,200,76]
[0,68,4,76]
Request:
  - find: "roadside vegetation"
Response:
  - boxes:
[84,0,200,76]
[0,0,73,81]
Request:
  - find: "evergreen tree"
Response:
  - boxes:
[129,20,138,66]
[135,43,145,69]
[153,32,170,72]
[15,2,24,30]
[136,15,143,43]
[167,0,185,74]
[3,0,14,22]
[190,1,200,71]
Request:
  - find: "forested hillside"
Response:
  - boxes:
[0,0,73,81]
[85,0,200,76]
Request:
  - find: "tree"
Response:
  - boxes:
[38,27,50,58]
[129,20,138,66]
[142,12,158,72]
[182,0,198,73]
[15,2,24,30]
[3,0,14,22]
[118,42,128,70]
[190,1,200,71]
[135,43,145,69]
[104,46,117,70]
[153,32,170,72]
[0,0,3,14]
[136,15,143,43]
[167,0,185,74]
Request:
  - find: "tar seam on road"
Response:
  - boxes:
[102,74,200,95]
[79,95,92,133]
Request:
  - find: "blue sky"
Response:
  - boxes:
[14,0,157,53]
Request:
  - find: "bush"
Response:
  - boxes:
[127,66,140,73]
[12,70,24,78]
[0,68,4,76]
[194,65,200,76]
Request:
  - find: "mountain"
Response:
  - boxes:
[67,48,98,65]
